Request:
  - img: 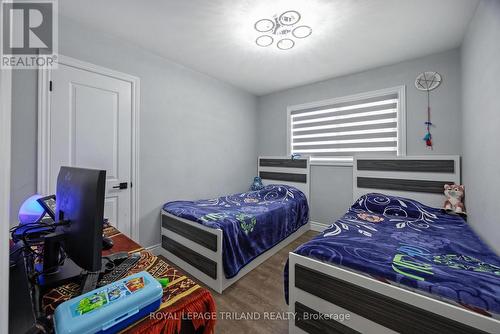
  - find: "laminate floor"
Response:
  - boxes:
[209,230,318,334]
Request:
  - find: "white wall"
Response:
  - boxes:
[1,69,12,334]
[10,70,37,225]
[461,0,500,253]
[10,16,258,248]
[257,49,462,224]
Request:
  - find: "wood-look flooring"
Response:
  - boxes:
[209,230,318,334]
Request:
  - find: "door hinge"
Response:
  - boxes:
[49,80,53,92]
[130,182,133,188]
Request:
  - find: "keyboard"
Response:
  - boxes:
[97,253,141,287]
[80,271,100,294]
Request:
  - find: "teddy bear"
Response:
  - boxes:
[443,184,466,215]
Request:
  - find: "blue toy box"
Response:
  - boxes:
[54,271,163,334]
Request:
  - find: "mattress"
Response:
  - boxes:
[285,193,500,318]
[163,184,309,278]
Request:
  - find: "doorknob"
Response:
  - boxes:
[112,182,128,190]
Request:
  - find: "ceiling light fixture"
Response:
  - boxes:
[277,38,294,50]
[254,10,312,50]
[255,19,274,33]
[292,25,312,39]
[256,35,274,47]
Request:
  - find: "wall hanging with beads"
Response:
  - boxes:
[415,71,442,149]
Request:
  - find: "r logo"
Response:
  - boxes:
[2,1,54,55]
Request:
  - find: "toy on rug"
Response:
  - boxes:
[443,184,466,216]
[250,176,264,191]
[157,277,170,288]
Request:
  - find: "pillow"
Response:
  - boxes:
[351,193,436,220]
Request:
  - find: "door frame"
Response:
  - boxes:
[38,55,141,242]
[0,68,12,334]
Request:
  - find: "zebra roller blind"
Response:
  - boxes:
[289,88,405,165]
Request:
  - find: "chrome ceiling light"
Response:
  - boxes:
[256,35,273,47]
[254,10,312,50]
[276,38,294,50]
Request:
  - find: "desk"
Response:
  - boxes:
[23,225,216,334]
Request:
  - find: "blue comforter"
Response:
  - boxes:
[163,184,309,278]
[285,193,500,316]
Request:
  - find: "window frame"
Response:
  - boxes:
[286,85,406,166]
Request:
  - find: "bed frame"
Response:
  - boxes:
[289,155,500,333]
[159,156,311,293]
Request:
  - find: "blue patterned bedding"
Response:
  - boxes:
[163,184,309,278]
[285,193,500,316]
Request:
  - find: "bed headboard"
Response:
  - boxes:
[353,155,460,208]
[258,156,310,200]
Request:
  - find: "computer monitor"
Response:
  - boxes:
[38,166,106,288]
[56,166,106,271]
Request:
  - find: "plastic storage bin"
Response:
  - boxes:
[54,271,163,334]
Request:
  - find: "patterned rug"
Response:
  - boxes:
[42,226,216,334]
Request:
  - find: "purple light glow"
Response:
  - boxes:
[18,194,45,224]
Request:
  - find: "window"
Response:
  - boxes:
[287,86,406,165]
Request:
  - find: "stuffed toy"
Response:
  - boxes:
[250,176,264,191]
[443,184,466,215]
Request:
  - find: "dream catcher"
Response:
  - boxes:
[415,71,442,149]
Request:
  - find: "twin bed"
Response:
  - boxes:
[288,156,500,333]
[159,155,500,333]
[160,157,311,293]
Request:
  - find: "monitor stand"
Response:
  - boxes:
[36,231,83,290]
[36,258,82,290]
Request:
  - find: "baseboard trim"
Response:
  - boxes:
[310,221,329,232]
[146,243,161,255]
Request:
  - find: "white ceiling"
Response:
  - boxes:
[60,0,479,95]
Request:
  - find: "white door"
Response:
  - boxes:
[45,61,134,237]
